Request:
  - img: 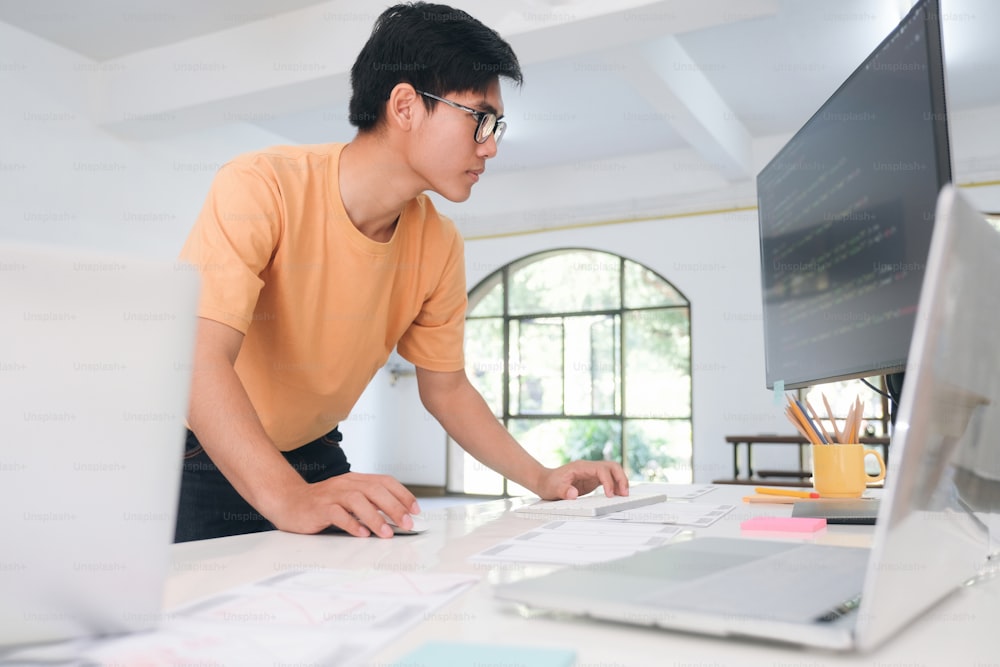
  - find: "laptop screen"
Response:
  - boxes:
[854,185,996,650]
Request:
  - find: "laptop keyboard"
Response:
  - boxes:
[641,541,870,625]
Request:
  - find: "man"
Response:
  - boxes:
[175,2,629,543]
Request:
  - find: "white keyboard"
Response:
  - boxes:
[513,493,668,518]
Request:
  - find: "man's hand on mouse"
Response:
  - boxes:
[268,472,421,538]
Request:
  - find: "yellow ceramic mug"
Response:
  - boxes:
[811,444,886,498]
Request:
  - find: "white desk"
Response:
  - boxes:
[166,486,999,666]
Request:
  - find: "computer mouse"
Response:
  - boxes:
[379,511,429,535]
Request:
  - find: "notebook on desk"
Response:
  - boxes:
[792,498,880,525]
[495,185,996,651]
[0,243,199,650]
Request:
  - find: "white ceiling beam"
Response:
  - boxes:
[615,36,754,181]
[92,0,371,138]
[94,0,777,139]
[496,0,779,64]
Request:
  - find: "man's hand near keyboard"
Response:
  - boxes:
[535,460,630,500]
[419,368,631,510]
[513,488,666,518]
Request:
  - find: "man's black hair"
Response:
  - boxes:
[349,2,523,131]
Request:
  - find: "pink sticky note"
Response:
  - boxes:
[740,516,826,533]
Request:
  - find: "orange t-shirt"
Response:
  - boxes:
[179,143,467,450]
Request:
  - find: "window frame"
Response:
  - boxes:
[449,248,694,496]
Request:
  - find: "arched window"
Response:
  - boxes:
[447,248,693,495]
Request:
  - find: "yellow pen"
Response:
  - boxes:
[754,487,820,499]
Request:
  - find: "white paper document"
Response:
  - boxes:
[605,501,735,527]
[469,520,683,566]
[4,569,478,667]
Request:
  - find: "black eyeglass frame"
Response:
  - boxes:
[416,90,506,145]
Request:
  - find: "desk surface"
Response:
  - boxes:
[167,485,998,666]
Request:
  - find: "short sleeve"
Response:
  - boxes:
[179,161,282,333]
[396,228,467,372]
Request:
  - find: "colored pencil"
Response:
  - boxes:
[821,392,842,443]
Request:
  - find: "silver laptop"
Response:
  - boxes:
[495,184,996,651]
[0,243,199,649]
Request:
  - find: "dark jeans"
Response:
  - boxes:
[174,427,351,543]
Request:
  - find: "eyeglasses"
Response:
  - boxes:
[417,90,506,145]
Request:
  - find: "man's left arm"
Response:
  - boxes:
[416,367,629,500]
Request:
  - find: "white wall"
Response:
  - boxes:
[0,21,292,258]
[1,23,167,255]
[339,369,449,488]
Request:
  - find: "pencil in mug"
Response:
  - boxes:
[838,396,865,444]
[801,398,833,444]
[784,396,823,445]
[784,408,815,444]
[783,398,812,442]
[852,397,864,443]
[782,404,811,441]
[786,404,821,445]
[821,393,843,443]
[794,397,829,444]
[846,399,856,444]
[847,401,858,445]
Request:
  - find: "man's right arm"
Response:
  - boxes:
[187,317,418,538]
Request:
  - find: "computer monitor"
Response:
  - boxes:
[756,0,951,408]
